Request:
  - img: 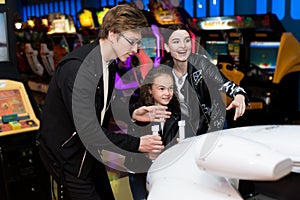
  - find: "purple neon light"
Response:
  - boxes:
[114,72,139,90]
[151,24,162,67]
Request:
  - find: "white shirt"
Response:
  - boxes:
[100,59,109,125]
[172,69,189,117]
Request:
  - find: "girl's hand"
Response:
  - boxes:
[132,105,171,122]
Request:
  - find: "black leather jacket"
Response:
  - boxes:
[37,41,141,179]
[167,53,249,135]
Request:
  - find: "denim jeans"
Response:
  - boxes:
[128,172,147,200]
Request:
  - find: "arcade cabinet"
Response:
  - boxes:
[196,13,290,126]
[0,80,51,200]
[0,1,51,199]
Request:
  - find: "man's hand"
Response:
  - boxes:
[132,105,171,122]
[138,135,164,153]
[226,94,246,121]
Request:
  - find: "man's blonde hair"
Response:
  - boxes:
[98,4,148,39]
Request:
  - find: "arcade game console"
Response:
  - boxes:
[147,125,300,200]
[0,80,39,135]
[0,79,50,200]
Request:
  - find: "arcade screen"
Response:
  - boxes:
[228,42,240,63]
[250,41,280,70]
[0,89,26,116]
[140,37,157,58]
[0,12,9,62]
[205,41,229,64]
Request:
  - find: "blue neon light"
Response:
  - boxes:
[54,2,59,12]
[23,7,27,21]
[143,0,149,10]
[101,0,107,7]
[196,0,206,18]
[185,0,194,17]
[223,0,234,16]
[44,3,49,15]
[256,0,267,14]
[210,0,220,17]
[49,2,53,13]
[291,0,300,20]
[65,0,70,15]
[76,0,82,11]
[59,1,65,14]
[39,4,44,16]
[272,0,285,20]
[108,0,114,6]
[35,5,39,17]
[31,5,35,16]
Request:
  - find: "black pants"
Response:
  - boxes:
[38,143,115,200]
[129,172,147,200]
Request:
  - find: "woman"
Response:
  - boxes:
[126,65,181,200]
[161,24,249,135]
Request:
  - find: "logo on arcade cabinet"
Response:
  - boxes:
[199,17,254,30]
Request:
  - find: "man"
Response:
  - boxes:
[37,4,167,200]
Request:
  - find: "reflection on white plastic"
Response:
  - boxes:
[178,120,185,142]
[147,125,299,200]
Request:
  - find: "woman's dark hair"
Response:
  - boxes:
[163,24,191,44]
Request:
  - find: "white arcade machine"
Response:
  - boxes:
[147,125,300,200]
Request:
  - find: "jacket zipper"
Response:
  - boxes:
[77,149,87,178]
[61,132,77,147]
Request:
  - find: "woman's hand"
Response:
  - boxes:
[226,94,246,121]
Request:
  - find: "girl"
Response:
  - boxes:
[126,65,181,200]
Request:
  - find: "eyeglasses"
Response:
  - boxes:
[119,33,141,46]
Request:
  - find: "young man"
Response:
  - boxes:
[37,4,167,200]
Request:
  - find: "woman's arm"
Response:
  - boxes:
[188,53,249,120]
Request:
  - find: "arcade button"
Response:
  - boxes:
[26,120,36,127]
[8,121,22,130]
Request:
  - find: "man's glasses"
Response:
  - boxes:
[119,33,141,46]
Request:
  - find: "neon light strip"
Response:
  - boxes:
[151,24,162,67]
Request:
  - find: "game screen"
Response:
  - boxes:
[140,37,157,58]
[0,89,26,116]
[228,42,240,63]
[0,12,9,62]
[205,41,229,64]
[250,41,280,70]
